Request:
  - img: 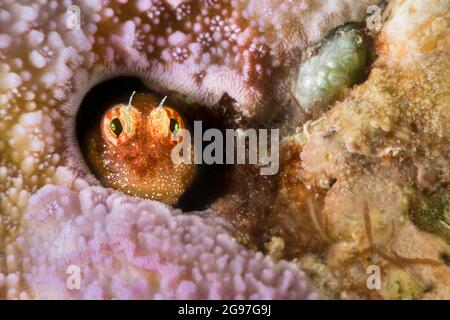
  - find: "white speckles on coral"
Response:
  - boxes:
[224,24,241,41]
[29,50,47,69]
[26,30,45,48]
[9,111,58,161]
[0,72,22,91]
[0,34,12,49]
[242,0,381,64]
[171,47,191,62]
[166,0,189,8]
[197,32,213,48]
[20,185,319,299]
[209,15,225,33]
[249,41,268,57]
[146,0,165,23]
[168,31,191,46]
[204,0,220,7]
[176,3,192,21]
[65,29,93,53]
[7,3,38,36]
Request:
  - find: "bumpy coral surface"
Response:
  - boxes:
[20,184,319,299]
[0,0,380,299]
[271,0,450,299]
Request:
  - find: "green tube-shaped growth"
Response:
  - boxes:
[294,23,374,113]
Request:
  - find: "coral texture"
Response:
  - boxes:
[0,0,377,299]
[19,184,318,299]
[274,0,450,299]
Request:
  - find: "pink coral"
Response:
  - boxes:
[20,186,318,299]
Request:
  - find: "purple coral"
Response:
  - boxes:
[171,47,190,62]
[197,32,213,48]
[176,3,192,21]
[209,15,224,33]
[20,185,319,299]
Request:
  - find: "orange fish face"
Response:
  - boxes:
[94,92,194,204]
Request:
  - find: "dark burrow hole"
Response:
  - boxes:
[76,76,230,212]
[440,252,450,266]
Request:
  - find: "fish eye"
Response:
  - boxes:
[100,103,142,147]
[110,118,123,137]
[170,118,180,137]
